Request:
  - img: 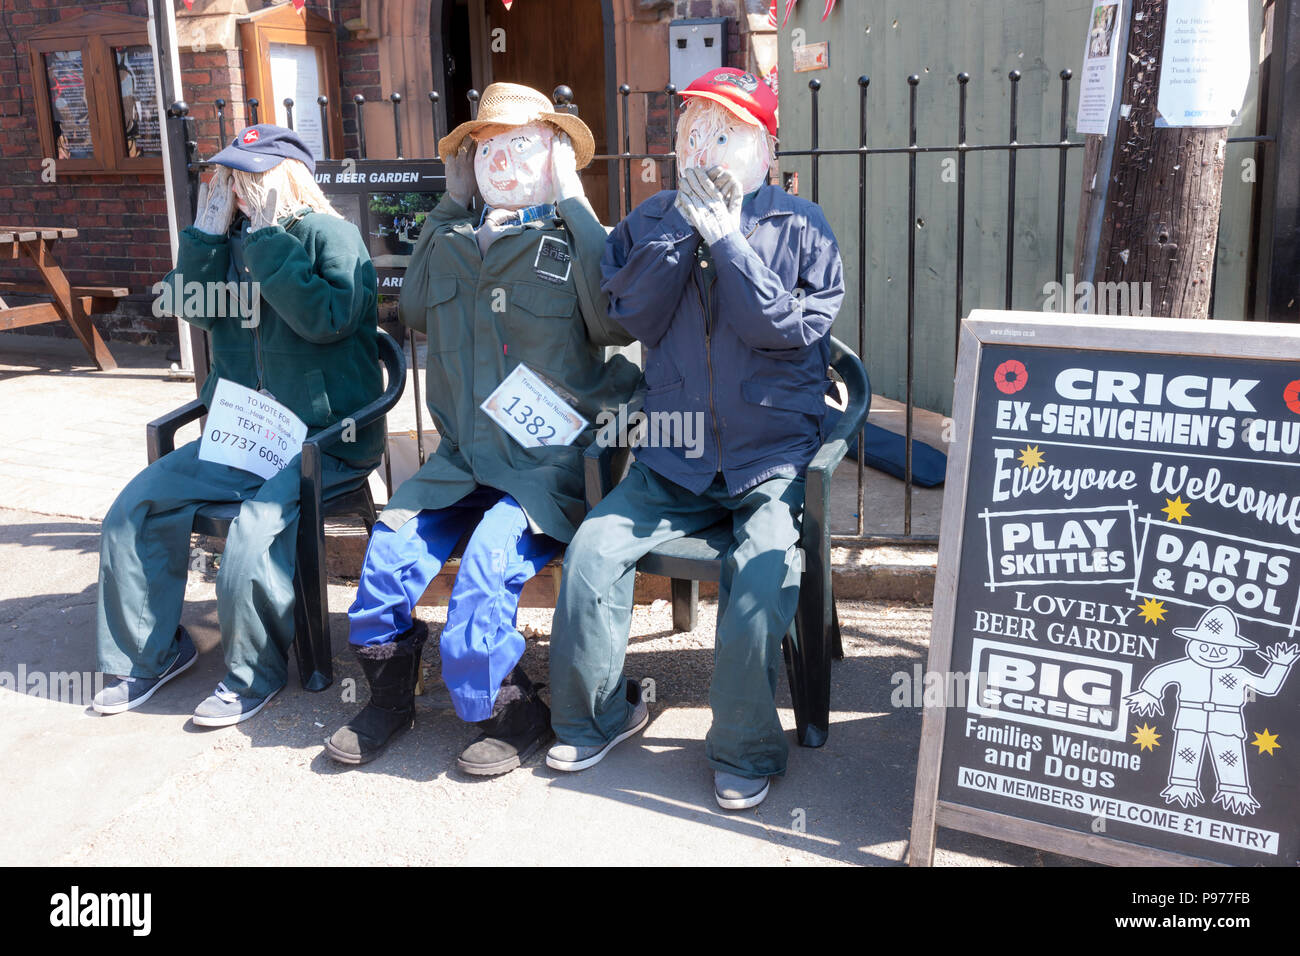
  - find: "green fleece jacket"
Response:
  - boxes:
[163,210,384,463]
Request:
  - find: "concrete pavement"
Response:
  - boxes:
[0,330,1072,866]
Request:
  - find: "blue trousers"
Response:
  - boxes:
[348,487,560,722]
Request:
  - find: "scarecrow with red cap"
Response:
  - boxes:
[545,68,845,810]
[324,83,640,775]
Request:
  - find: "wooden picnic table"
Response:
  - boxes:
[0,225,123,370]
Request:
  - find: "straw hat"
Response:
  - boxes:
[1172,605,1258,650]
[439,82,595,168]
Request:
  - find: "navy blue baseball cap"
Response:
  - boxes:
[208,124,316,174]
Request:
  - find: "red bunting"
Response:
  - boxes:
[780,0,837,27]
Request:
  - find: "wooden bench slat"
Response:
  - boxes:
[0,301,63,331]
[0,226,76,239]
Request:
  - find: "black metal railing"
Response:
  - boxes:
[173,70,1274,545]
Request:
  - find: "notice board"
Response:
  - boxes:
[911,311,1300,867]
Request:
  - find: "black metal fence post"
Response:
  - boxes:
[318,96,330,158]
[905,74,919,535]
[1004,70,1021,310]
[391,93,404,159]
[856,75,869,537]
[353,94,367,159]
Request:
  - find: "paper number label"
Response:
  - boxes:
[198,378,307,479]
[480,363,587,448]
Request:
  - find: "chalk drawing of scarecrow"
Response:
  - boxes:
[1124,605,1298,815]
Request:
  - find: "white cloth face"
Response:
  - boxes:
[676,103,770,195]
[474,122,556,210]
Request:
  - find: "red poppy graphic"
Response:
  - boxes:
[1285,379,1300,415]
[994,359,1028,394]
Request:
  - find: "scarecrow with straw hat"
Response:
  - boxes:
[1126,604,1298,815]
[545,68,845,811]
[326,83,640,774]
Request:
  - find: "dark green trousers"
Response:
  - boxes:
[550,462,805,778]
[96,441,370,698]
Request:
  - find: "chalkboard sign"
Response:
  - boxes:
[911,311,1300,867]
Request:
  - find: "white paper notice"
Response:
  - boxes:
[1076,1,1123,135]
[269,42,326,159]
[198,378,308,480]
[480,363,588,448]
[1156,0,1251,127]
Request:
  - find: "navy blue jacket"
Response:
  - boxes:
[600,184,845,495]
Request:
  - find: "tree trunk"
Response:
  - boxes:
[1074,0,1229,319]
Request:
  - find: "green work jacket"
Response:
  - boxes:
[383,194,641,542]
[164,210,384,463]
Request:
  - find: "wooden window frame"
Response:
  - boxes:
[238,4,344,160]
[28,12,163,175]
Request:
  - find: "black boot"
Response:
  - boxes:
[457,665,553,776]
[324,621,428,765]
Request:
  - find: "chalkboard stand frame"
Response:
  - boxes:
[908,308,1300,868]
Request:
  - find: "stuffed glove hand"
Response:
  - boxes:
[675,166,742,245]
[194,166,237,236]
[445,138,478,208]
[550,131,585,202]
[249,185,281,231]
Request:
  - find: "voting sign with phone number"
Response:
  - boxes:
[198,378,307,479]
[480,363,588,448]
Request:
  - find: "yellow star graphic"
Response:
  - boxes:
[1138,598,1167,625]
[1131,722,1161,751]
[1018,445,1045,469]
[1161,497,1191,524]
[1252,729,1281,756]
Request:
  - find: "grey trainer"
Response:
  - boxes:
[546,677,649,772]
[92,626,197,715]
[192,681,282,727]
[714,771,770,810]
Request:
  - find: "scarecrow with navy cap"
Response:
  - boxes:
[93,125,383,726]
[545,68,845,811]
[1126,605,1299,814]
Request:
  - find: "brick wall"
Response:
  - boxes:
[334,0,378,161]
[0,0,177,343]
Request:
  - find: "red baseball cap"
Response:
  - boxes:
[680,68,778,136]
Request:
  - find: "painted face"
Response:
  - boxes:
[1187,641,1242,669]
[676,101,769,194]
[474,122,555,210]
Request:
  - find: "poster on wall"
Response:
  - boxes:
[116,45,161,157]
[1156,0,1251,127]
[268,42,326,159]
[1076,0,1123,135]
[44,50,94,159]
[911,311,1300,867]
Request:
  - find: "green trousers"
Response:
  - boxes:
[550,462,805,778]
[96,440,370,698]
